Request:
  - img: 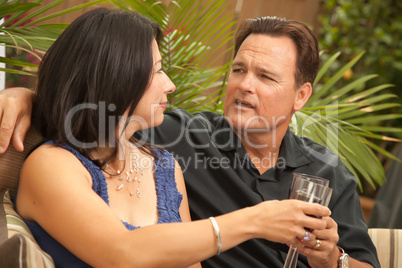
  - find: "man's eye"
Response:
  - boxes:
[261,74,274,81]
[232,69,243,73]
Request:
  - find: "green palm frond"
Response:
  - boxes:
[292,52,402,191]
[0,0,106,76]
[111,0,236,112]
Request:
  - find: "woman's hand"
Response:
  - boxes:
[249,200,331,246]
[0,87,34,153]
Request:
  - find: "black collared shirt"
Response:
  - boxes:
[138,109,380,268]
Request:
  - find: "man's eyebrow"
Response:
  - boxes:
[256,66,277,77]
[232,62,244,67]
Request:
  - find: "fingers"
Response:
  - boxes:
[254,200,331,247]
[299,231,318,248]
[0,107,19,153]
[0,87,34,153]
[296,217,339,266]
[300,201,331,218]
[262,201,338,267]
[293,201,331,232]
[312,239,321,250]
[297,238,322,253]
[312,217,338,243]
[12,114,32,152]
[299,238,336,258]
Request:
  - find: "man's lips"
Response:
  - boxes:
[235,99,254,108]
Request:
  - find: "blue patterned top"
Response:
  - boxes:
[15,142,183,267]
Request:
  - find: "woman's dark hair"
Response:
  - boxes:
[34,8,163,166]
[234,16,319,88]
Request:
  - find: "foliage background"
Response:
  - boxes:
[316,0,402,196]
[1,0,401,198]
[318,0,402,138]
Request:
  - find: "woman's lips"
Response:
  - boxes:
[159,101,168,109]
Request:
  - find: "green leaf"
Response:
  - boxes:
[25,0,106,27]
[0,3,40,20]
[353,126,402,134]
[314,51,340,86]
[0,56,38,67]
[343,84,394,103]
[308,51,365,104]
[364,139,402,163]
[357,94,399,107]
[10,0,64,27]
[317,74,378,106]
[347,114,402,125]
[353,132,401,144]
[0,67,35,76]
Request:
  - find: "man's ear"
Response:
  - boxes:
[293,82,312,112]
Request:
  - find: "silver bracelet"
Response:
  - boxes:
[209,217,222,255]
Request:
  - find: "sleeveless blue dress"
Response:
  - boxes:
[15,142,183,268]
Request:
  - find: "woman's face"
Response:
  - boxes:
[123,39,175,137]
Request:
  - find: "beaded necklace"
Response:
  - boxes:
[104,151,144,198]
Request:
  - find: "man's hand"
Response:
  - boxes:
[294,217,374,268]
[0,87,35,153]
[295,216,339,268]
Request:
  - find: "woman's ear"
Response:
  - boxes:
[293,82,312,112]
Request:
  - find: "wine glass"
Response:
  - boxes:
[289,173,329,191]
[283,173,333,268]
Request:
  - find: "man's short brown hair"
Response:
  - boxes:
[234,16,319,88]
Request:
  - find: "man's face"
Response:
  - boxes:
[224,34,308,141]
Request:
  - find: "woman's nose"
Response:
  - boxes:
[164,73,176,94]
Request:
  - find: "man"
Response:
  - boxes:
[0,16,379,267]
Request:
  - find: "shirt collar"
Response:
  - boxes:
[211,116,243,151]
[278,128,313,168]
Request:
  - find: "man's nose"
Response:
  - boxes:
[238,73,255,93]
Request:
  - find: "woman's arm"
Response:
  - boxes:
[17,145,331,268]
[174,159,202,268]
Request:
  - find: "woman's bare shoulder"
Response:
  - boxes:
[17,144,93,220]
[20,144,92,191]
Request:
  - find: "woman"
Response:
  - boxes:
[15,8,330,267]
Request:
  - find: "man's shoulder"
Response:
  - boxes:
[291,132,334,155]
[289,131,345,170]
[286,132,358,187]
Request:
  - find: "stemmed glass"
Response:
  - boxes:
[283,173,333,268]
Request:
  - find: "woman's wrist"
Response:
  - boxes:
[209,217,222,255]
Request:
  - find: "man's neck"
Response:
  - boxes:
[238,127,287,175]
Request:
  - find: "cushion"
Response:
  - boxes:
[368,228,402,268]
[0,188,55,268]
[0,126,43,200]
